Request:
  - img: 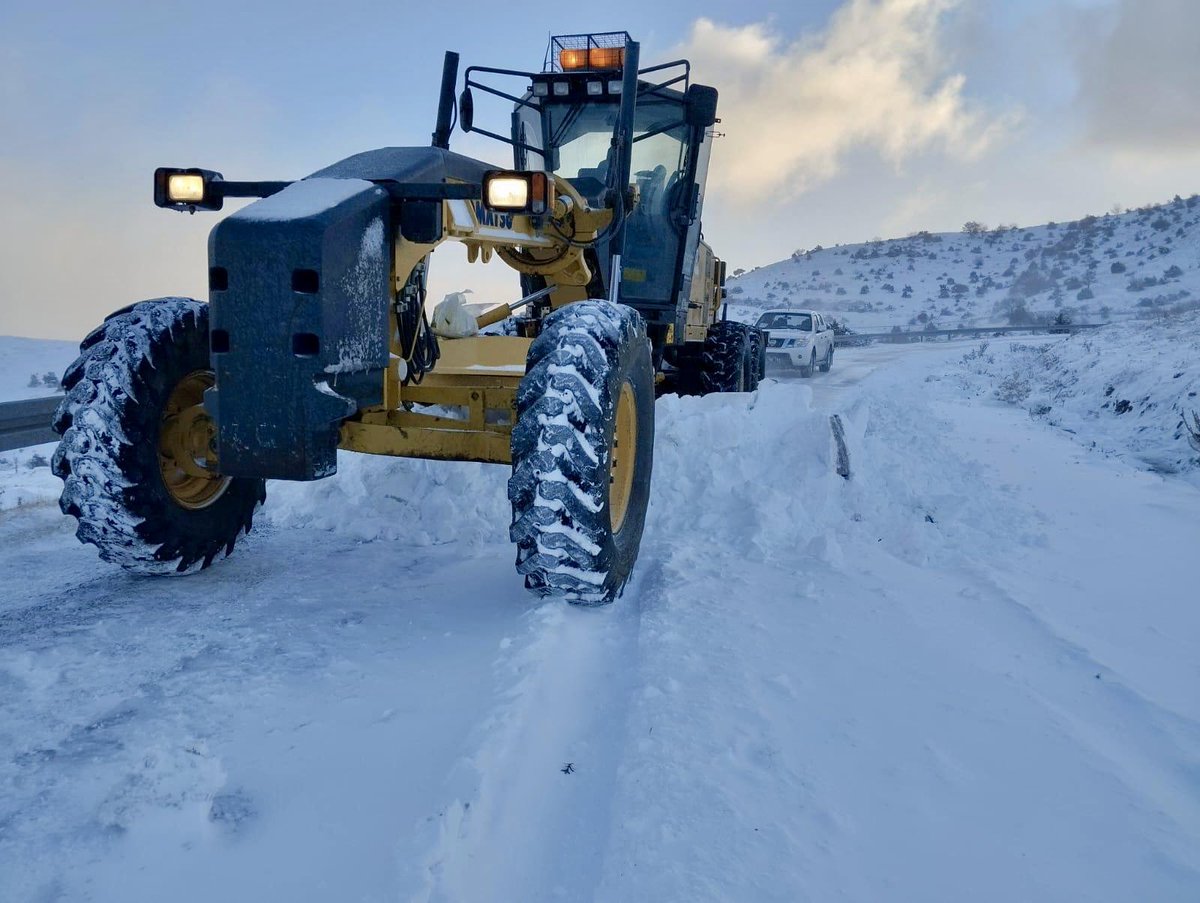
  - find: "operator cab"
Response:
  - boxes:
[460,32,720,337]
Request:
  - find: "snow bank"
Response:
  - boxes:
[264,451,511,547]
[952,312,1200,480]
[649,375,1031,576]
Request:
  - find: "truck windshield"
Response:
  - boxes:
[757,313,813,331]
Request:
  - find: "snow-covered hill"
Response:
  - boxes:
[727,195,1200,333]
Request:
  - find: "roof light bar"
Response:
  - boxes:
[558,46,626,71]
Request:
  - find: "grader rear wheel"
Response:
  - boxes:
[701,320,755,393]
[509,300,655,605]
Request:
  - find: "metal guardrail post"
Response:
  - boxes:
[0,396,61,452]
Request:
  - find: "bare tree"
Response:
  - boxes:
[1187,410,1200,454]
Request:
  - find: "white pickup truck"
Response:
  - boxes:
[754,309,835,377]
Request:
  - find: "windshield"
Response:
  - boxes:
[548,104,616,182]
[756,312,813,331]
[545,97,688,196]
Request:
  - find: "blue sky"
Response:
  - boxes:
[2,0,1197,338]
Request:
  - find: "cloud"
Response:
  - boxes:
[677,1,1016,203]
[1073,0,1200,154]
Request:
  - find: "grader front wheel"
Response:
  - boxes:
[52,299,265,574]
[509,301,655,605]
[158,370,230,510]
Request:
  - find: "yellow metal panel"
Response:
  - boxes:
[340,420,511,465]
[434,336,531,376]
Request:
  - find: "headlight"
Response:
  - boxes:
[486,176,528,209]
[154,167,225,211]
[482,170,553,215]
[784,338,797,347]
[168,174,205,203]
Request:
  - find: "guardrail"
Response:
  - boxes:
[0,396,61,452]
[833,323,1103,346]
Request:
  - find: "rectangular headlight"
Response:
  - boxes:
[608,80,622,94]
[552,81,569,97]
[154,167,224,211]
[532,81,549,97]
[486,176,529,210]
[168,173,206,203]
[482,170,553,215]
[586,81,603,96]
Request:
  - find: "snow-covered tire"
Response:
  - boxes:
[52,298,265,575]
[509,301,655,605]
[819,344,834,373]
[701,320,753,393]
[746,327,766,390]
[800,348,817,378]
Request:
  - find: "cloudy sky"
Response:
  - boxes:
[2,0,1197,339]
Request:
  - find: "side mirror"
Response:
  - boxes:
[459,87,474,133]
[685,85,719,128]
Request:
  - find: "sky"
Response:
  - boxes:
[1,0,1198,340]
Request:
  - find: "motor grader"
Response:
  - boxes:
[52,32,765,604]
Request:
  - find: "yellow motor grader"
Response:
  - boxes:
[51,33,765,604]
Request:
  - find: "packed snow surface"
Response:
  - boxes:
[2,322,1199,901]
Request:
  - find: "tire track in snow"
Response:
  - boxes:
[409,580,646,902]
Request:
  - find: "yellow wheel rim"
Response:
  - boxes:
[158,370,230,510]
[609,381,637,533]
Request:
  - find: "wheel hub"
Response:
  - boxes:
[158,370,230,510]
[609,381,638,533]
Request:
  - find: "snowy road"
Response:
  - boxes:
[2,341,1198,901]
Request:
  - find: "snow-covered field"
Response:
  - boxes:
[0,336,76,401]
[2,319,1198,901]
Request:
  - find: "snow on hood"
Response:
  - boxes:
[232,178,383,222]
